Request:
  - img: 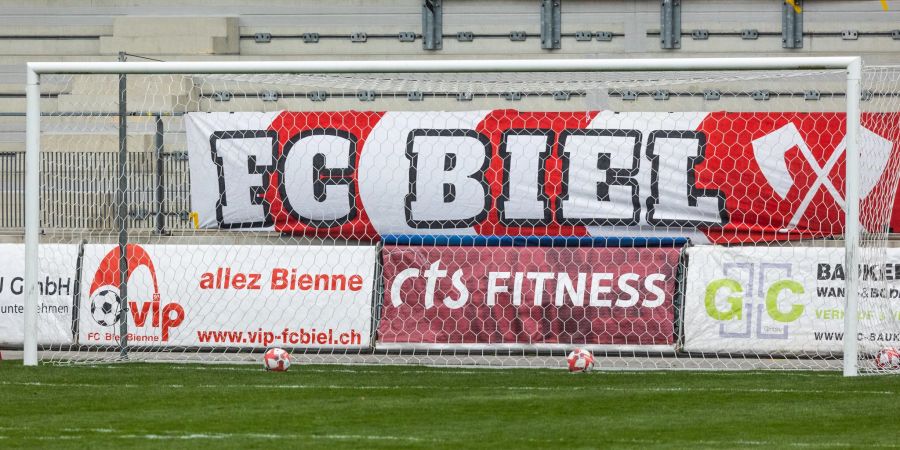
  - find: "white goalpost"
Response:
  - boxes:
[19,57,900,375]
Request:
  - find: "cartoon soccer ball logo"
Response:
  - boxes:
[90,288,122,326]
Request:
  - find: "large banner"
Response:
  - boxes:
[186,110,899,244]
[683,246,900,354]
[377,245,681,350]
[78,244,376,349]
[0,244,77,345]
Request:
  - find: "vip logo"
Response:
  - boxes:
[87,245,184,341]
[704,262,805,340]
[752,123,892,232]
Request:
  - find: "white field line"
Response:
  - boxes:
[169,365,487,375]
[0,380,894,395]
[61,428,115,433]
[0,427,114,433]
[0,429,896,447]
[600,438,900,449]
[87,364,850,378]
[0,428,427,443]
[116,433,425,442]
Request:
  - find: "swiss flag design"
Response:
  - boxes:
[697,112,900,243]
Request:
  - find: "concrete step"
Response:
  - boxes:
[100,16,238,55]
[57,94,197,113]
[112,16,235,38]
[0,24,111,36]
[41,133,155,152]
[0,39,100,57]
[100,35,236,56]
[0,97,58,114]
[68,75,196,96]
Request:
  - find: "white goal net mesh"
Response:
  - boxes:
[16,63,900,372]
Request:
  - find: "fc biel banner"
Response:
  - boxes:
[185,110,899,243]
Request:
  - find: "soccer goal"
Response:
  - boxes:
[18,57,900,375]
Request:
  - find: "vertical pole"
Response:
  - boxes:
[117,53,129,359]
[782,0,803,49]
[23,67,40,366]
[660,0,681,50]
[154,114,165,235]
[540,0,562,50]
[422,0,442,51]
[843,57,862,377]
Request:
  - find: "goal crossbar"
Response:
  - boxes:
[27,57,860,75]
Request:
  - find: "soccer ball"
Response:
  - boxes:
[90,288,122,326]
[874,347,900,370]
[566,348,595,373]
[263,348,291,372]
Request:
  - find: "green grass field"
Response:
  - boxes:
[1,361,899,449]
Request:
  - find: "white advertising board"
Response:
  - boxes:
[78,244,376,349]
[0,244,78,345]
[683,246,900,354]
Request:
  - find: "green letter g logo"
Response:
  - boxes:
[704,279,743,320]
[765,280,805,323]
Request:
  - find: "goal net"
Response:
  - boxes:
[17,59,900,374]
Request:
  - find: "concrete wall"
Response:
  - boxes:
[1,1,896,122]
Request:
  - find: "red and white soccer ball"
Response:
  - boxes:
[874,347,900,370]
[566,348,596,373]
[263,348,292,372]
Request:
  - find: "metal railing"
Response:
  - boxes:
[0,151,24,228]
[0,149,190,232]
